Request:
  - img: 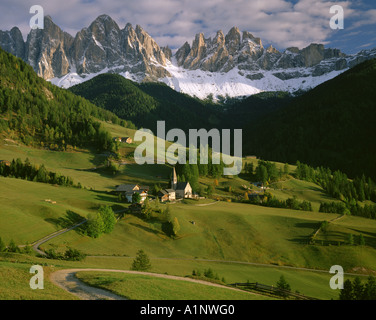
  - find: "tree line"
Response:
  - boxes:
[0,48,133,153]
[244,160,288,185]
[253,193,313,212]
[340,276,376,300]
[175,157,226,193]
[295,161,376,219]
[0,158,79,187]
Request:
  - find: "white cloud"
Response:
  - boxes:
[0,0,370,51]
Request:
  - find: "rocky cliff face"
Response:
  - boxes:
[0,15,170,80]
[1,15,375,98]
[175,27,374,81]
[25,16,73,79]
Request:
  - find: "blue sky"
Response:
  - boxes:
[0,0,375,54]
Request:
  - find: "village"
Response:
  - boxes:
[114,167,197,204]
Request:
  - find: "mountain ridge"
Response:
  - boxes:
[1,14,376,99]
[244,58,376,179]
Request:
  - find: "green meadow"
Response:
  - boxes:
[75,271,269,300]
[40,200,376,272]
[1,127,376,301]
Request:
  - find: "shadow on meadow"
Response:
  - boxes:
[45,210,87,234]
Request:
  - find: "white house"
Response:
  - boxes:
[115,184,149,203]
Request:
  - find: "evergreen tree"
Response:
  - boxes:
[364,276,376,300]
[171,217,180,237]
[276,275,291,297]
[352,277,364,300]
[340,279,354,300]
[7,239,19,253]
[359,234,366,246]
[347,234,354,245]
[131,250,152,271]
[0,237,6,252]
[284,163,289,175]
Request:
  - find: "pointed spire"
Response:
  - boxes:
[171,167,177,190]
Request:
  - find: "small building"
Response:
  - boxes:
[122,137,133,144]
[165,189,176,201]
[175,182,192,199]
[115,184,149,203]
[0,160,11,166]
[158,190,169,203]
[158,189,176,202]
[170,167,193,199]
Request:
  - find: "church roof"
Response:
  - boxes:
[176,182,190,190]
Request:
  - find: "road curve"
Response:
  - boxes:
[50,268,262,300]
[32,220,88,256]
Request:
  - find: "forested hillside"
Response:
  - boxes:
[244,59,376,179]
[69,73,224,133]
[0,48,129,152]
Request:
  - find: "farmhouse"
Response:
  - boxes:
[122,137,133,144]
[113,137,133,144]
[158,188,176,202]
[115,184,149,203]
[0,160,11,166]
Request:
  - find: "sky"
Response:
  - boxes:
[0,0,375,54]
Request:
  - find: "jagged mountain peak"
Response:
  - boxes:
[1,16,376,99]
[0,14,170,81]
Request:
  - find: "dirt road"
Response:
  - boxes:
[50,268,261,300]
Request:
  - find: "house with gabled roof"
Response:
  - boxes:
[115,184,149,203]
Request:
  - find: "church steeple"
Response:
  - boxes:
[171,167,177,190]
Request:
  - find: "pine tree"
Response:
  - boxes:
[7,239,19,253]
[284,163,289,175]
[171,217,180,237]
[276,275,291,297]
[340,279,354,300]
[131,250,152,271]
[364,276,376,300]
[347,234,354,245]
[359,234,366,246]
[352,277,364,300]
[0,237,6,252]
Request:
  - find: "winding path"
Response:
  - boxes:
[31,209,128,255]
[32,220,88,256]
[50,268,262,300]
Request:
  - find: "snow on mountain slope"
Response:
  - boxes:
[159,57,347,100]
[2,15,375,100]
[49,56,347,100]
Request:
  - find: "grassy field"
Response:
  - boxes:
[0,255,78,300]
[0,177,125,244]
[40,199,376,273]
[0,251,368,300]
[1,129,376,301]
[268,178,341,211]
[75,271,270,300]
